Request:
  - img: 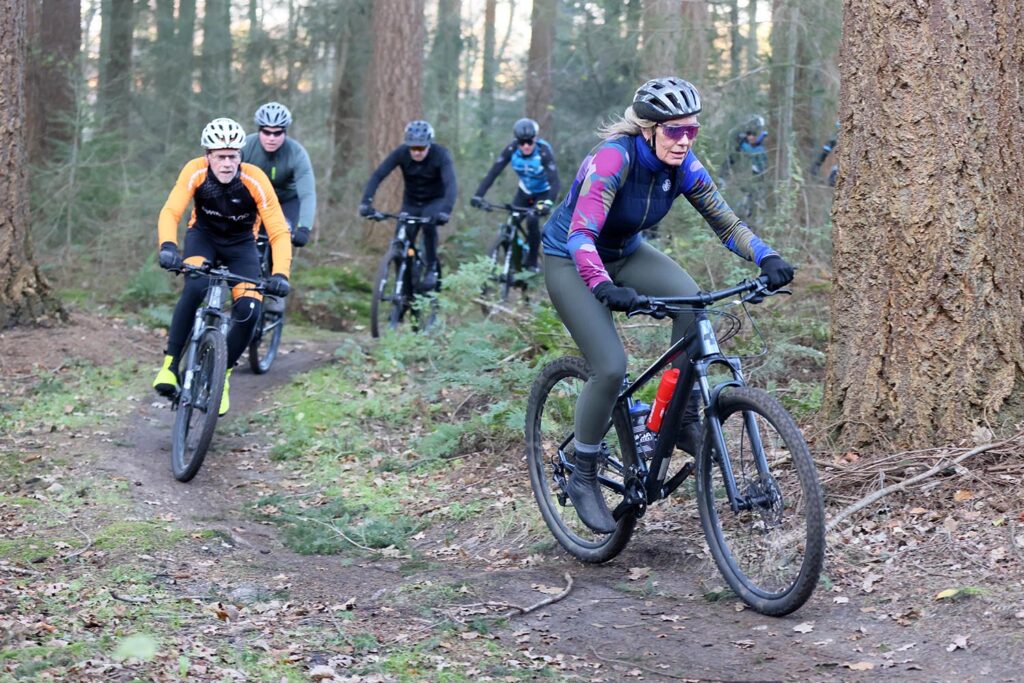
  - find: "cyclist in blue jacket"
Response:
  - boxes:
[471,118,561,272]
[541,77,794,533]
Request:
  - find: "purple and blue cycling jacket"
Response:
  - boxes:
[542,134,777,290]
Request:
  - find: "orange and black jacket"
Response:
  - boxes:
[158,158,292,277]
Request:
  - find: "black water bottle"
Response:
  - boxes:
[629,399,655,460]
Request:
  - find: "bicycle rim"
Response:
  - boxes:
[171,331,227,482]
[696,385,824,615]
[525,356,636,563]
[371,251,405,338]
[248,310,284,374]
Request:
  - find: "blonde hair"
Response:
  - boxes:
[597,106,656,140]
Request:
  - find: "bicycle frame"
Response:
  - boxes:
[554,279,777,517]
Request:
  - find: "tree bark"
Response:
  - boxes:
[98,0,132,129]
[640,0,678,79]
[427,0,462,145]
[478,0,496,129]
[680,0,709,79]
[0,0,64,328]
[526,0,555,137]
[365,0,425,235]
[26,0,79,161]
[200,0,232,118]
[329,0,371,207]
[823,0,1024,449]
[728,0,741,79]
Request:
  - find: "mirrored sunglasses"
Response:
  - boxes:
[659,123,700,141]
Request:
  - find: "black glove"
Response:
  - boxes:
[358,203,375,218]
[593,281,640,312]
[470,196,485,209]
[291,226,310,247]
[158,242,182,271]
[759,255,794,291]
[435,212,450,225]
[265,274,291,298]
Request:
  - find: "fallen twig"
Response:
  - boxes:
[110,591,152,604]
[0,564,41,576]
[51,508,93,560]
[826,433,1024,534]
[500,572,574,617]
[588,646,706,681]
[283,513,379,553]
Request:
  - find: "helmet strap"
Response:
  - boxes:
[646,127,658,154]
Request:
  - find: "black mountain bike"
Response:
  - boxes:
[525,277,824,616]
[366,212,439,338]
[475,200,549,302]
[169,263,266,482]
[247,232,285,374]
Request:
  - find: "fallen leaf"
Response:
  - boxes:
[833,596,850,604]
[793,622,814,634]
[844,661,874,671]
[862,573,882,593]
[953,490,973,503]
[935,588,960,600]
[627,567,651,581]
[946,635,969,652]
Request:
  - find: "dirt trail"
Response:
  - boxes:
[4,315,1022,681]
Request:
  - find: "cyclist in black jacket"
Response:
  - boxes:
[359,120,458,289]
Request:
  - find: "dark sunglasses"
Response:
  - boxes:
[409,145,429,153]
[658,123,700,141]
[260,128,286,138]
[518,139,536,146]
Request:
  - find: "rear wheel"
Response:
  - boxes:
[525,356,637,563]
[248,308,284,374]
[370,250,406,338]
[171,329,227,482]
[696,385,824,615]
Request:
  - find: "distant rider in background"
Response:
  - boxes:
[471,118,561,272]
[359,120,458,290]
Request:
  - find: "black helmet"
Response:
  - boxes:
[513,118,539,142]
[632,77,702,122]
[404,120,434,146]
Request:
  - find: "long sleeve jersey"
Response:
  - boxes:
[361,144,458,213]
[542,134,776,290]
[240,135,317,230]
[474,139,561,199]
[158,158,292,277]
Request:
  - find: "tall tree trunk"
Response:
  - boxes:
[0,0,63,328]
[746,0,758,72]
[680,0,709,79]
[823,0,1024,450]
[329,0,371,206]
[169,0,196,132]
[98,0,133,130]
[728,0,741,79]
[200,0,232,118]
[526,0,555,137]
[478,0,496,129]
[364,0,425,235]
[244,0,264,103]
[641,0,678,79]
[427,0,462,145]
[27,0,79,161]
[285,0,297,94]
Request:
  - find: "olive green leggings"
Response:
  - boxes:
[544,242,699,446]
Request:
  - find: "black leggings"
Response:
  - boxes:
[401,198,445,265]
[166,229,262,370]
[512,189,551,268]
[543,242,699,446]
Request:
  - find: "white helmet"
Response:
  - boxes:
[201,118,246,150]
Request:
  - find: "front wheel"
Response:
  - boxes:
[486,234,514,303]
[248,307,284,374]
[171,329,227,482]
[696,385,824,616]
[370,250,406,338]
[525,356,636,563]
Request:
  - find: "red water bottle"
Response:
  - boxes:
[646,368,679,432]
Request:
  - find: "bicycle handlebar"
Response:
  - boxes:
[173,262,267,289]
[627,276,790,317]
[473,199,552,217]
[365,211,434,224]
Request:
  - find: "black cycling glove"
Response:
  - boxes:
[158,242,182,271]
[291,227,310,247]
[435,212,450,225]
[265,274,291,298]
[470,196,485,209]
[759,255,795,291]
[358,203,375,218]
[593,281,640,312]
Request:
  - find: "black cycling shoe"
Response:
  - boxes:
[675,420,703,457]
[566,448,617,534]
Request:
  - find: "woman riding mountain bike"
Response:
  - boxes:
[152,117,292,416]
[539,76,794,534]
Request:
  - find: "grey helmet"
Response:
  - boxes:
[254,102,292,128]
[513,118,539,142]
[404,120,434,146]
[632,77,702,122]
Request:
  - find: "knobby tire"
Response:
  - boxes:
[171,329,228,482]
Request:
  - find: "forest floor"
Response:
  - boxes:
[2,311,1024,682]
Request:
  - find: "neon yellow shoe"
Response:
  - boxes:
[153,355,178,397]
[219,369,232,416]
